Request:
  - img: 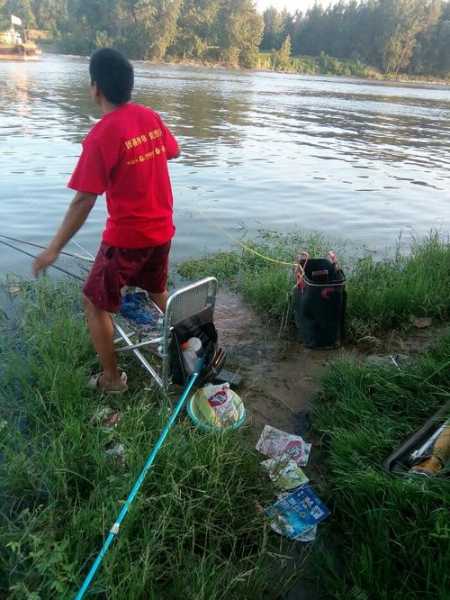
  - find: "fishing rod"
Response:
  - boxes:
[1,236,163,380]
[0,238,84,282]
[74,358,204,600]
[71,239,95,260]
[0,234,93,263]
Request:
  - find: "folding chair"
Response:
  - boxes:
[114,277,218,391]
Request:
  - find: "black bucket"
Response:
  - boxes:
[294,256,346,349]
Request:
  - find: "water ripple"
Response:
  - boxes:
[1,54,450,275]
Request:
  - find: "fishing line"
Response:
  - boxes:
[0,234,93,263]
[71,239,95,260]
[1,82,95,120]
[189,208,302,270]
[0,238,84,282]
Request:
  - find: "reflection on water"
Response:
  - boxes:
[1,54,450,275]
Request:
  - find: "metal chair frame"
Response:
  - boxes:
[114,277,218,390]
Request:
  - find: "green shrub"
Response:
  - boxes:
[255,51,371,77]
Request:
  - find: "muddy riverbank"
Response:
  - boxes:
[214,288,447,434]
[213,288,450,599]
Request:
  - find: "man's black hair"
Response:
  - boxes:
[89,48,134,106]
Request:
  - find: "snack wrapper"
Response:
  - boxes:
[266,485,330,540]
[261,455,309,490]
[256,425,311,466]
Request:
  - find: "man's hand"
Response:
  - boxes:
[32,192,97,278]
[33,248,59,278]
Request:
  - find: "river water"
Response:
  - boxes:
[1,53,450,275]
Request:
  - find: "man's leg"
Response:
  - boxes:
[83,294,123,386]
[150,290,168,312]
[145,242,171,312]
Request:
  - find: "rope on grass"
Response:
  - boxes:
[190,210,344,288]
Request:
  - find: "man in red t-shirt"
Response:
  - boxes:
[33,48,180,393]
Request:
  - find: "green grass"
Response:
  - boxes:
[347,234,450,337]
[178,230,336,324]
[256,51,373,78]
[178,231,450,341]
[312,337,450,599]
[0,279,294,599]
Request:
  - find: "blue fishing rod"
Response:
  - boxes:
[74,358,204,600]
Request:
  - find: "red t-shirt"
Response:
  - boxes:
[68,102,179,248]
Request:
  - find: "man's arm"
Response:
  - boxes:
[33,191,97,276]
[160,118,180,160]
[168,144,181,160]
[167,144,181,160]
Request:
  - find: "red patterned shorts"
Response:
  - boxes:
[83,241,171,313]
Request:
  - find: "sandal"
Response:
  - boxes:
[88,371,128,394]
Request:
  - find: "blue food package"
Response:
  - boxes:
[120,292,159,326]
[266,485,330,540]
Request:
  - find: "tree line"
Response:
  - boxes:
[1,0,450,76]
[0,0,264,67]
[262,0,450,76]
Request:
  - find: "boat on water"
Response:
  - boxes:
[0,16,41,60]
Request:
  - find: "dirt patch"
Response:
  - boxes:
[215,290,450,436]
[214,291,342,599]
[214,290,344,434]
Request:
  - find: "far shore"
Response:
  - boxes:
[39,46,450,88]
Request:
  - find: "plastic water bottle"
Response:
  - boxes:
[182,337,202,375]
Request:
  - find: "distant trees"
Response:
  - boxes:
[220,0,263,67]
[273,34,291,71]
[261,0,450,76]
[261,6,284,52]
[375,0,440,74]
[0,0,263,67]
[32,0,67,33]
[1,0,450,75]
[171,0,221,59]
[4,0,35,27]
